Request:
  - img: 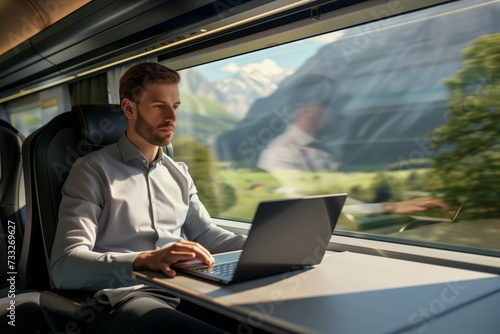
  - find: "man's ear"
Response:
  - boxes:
[121,99,135,120]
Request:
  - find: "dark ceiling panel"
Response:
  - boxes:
[0,0,268,99]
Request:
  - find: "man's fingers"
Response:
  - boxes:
[416,197,452,211]
[161,263,176,278]
[173,240,214,265]
[409,206,428,212]
[424,199,450,210]
[146,240,215,276]
[160,249,216,277]
[160,252,199,277]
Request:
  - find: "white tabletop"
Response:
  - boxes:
[133,251,500,334]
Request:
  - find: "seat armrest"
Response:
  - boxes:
[40,290,96,321]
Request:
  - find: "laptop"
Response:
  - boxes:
[173,193,347,284]
[408,203,463,223]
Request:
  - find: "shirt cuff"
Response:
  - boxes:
[343,203,385,215]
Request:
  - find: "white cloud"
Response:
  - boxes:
[221,62,240,73]
[242,59,281,74]
[241,59,294,78]
[222,59,288,75]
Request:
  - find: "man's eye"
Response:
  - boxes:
[154,105,164,109]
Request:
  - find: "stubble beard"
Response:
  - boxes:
[135,106,174,146]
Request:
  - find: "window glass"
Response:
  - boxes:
[173,0,500,256]
[2,85,70,136]
[7,95,41,136]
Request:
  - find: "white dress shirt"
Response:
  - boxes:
[258,125,339,172]
[258,125,384,215]
[51,134,245,291]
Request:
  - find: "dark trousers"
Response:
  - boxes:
[87,289,262,334]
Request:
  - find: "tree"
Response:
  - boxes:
[427,33,500,218]
[170,137,237,215]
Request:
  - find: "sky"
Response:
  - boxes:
[191,0,491,83]
[193,31,345,82]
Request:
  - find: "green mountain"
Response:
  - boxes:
[175,91,237,145]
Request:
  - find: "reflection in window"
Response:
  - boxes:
[173,0,500,255]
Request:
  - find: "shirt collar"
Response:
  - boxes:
[287,125,317,146]
[118,134,167,166]
[118,134,142,162]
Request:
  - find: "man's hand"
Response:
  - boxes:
[384,197,453,214]
[133,239,214,277]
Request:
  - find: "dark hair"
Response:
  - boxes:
[119,62,180,102]
[287,74,338,110]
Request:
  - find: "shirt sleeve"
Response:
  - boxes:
[182,193,246,253]
[50,158,139,291]
[175,162,246,253]
[258,143,301,172]
[343,202,385,215]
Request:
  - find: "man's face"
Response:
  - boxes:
[133,83,180,146]
[295,104,328,134]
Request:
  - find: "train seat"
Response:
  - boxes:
[21,104,127,332]
[0,120,47,333]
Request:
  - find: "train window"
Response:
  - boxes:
[2,85,70,136]
[172,0,500,256]
[5,94,40,136]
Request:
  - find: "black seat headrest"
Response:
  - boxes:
[0,119,24,137]
[71,104,174,158]
[72,104,127,154]
[0,119,24,200]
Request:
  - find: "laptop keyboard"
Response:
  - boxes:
[193,261,237,277]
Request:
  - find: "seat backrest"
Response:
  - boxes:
[20,112,76,290]
[19,104,173,290]
[0,120,25,290]
[20,104,127,289]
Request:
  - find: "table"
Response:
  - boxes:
[133,251,500,334]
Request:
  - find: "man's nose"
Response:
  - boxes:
[164,105,176,121]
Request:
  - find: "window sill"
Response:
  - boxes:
[213,218,500,274]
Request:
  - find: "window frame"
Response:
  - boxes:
[178,0,500,271]
[215,218,500,274]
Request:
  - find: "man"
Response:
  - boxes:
[258,74,450,215]
[258,75,340,174]
[51,62,246,333]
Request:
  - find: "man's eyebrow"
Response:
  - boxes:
[149,100,181,105]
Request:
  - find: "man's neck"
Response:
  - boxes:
[294,121,316,136]
[126,131,160,165]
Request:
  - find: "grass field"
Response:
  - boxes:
[216,168,425,221]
